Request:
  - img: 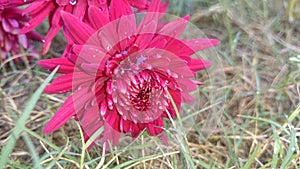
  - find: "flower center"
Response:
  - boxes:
[111,53,168,123]
[128,70,154,111]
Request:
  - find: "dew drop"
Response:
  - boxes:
[113,97,117,103]
[291,147,296,152]
[69,0,77,5]
[120,120,124,131]
[155,54,162,59]
[171,72,178,78]
[100,103,106,116]
[119,111,123,116]
[76,85,82,91]
[91,100,96,106]
[100,109,106,116]
[24,0,27,2]
[84,102,90,110]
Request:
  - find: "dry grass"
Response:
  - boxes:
[0,0,300,168]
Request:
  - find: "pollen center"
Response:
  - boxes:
[111,54,168,123]
[128,70,153,111]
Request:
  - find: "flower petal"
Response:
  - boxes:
[61,11,95,44]
[101,121,120,147]
[187,58,211,71]
[20,1,54,34]
[88,6,109,29]
[72,0,87,20]
[128,0,148,9]
[44,72,94,94]
[39,58,75,73]
[118,14,136,50]
[109,0,133,21]
[183,38,220,53]
[135,0,161,50]
[147,118,163,135]
[158,15,190,38]
[44,95,75,133]
[56,0,68,6]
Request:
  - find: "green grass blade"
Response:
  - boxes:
[23,126,61,151]
[242,143,261,169]
[0,66,59,169]
[239,115,290,134]
[22,132,43,169]
[271,125,280,169]
[280,124,296,169]
[84,126,104,149]
[193,159,219,169]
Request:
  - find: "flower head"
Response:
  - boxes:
[0,7,41,62]
[39,0,219,148]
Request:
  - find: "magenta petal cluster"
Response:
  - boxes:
[0,0,165,56]
[0,7,41,61]
[38,0,219,147]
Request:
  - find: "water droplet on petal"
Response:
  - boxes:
[91,100,96,106]
[171,72,178,78]
[69,0,77,5]
[113,96,117,103]
[84,102,90,110]
[119,111,123,116]
[100,102,107,116]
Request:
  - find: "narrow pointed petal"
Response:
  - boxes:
[44,96,75,133]
[158,15,190,38]
[42,7,63,54]
[44,72,94,94]
[73,44,106,64]
[38,58,75,73]
[81,105,104,150]
[187,58,211,71]
[72,0,87,20]
[128,0,148,9]
[88,6,109,29]
[61,11,95,44]
[102,119,121,147]
[118,14,136,50]
[21,2,54,34]
[42,26,61,55]
[135,0,161,49]
[183,39,220,53]
[18,34,28,49]
[147,118,163,135]
[109,0,133,21]
[56,0,68,6]
[22,1,46,15]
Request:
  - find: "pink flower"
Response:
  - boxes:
[39,0,219,148]
[0,7,41,61]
